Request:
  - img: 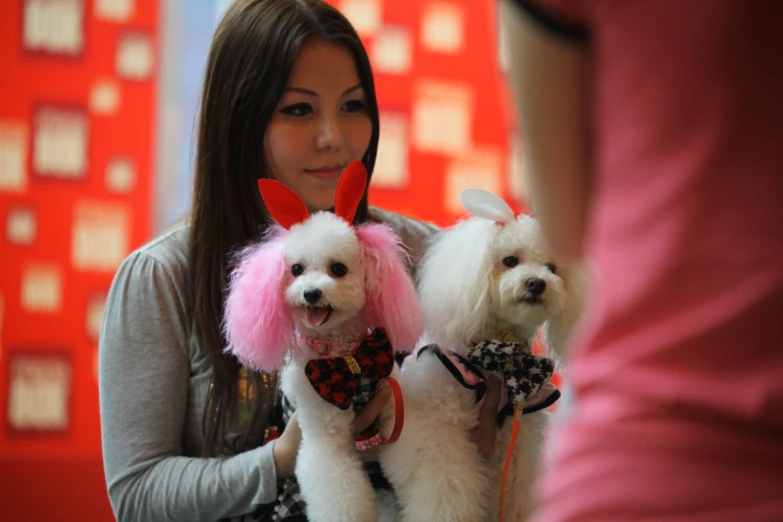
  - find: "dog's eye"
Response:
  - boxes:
[331,262,348,278]
[502,256,519,268]
[546,263,557,274]
[291,264,304,277]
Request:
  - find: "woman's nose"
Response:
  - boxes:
[315,114,343,151]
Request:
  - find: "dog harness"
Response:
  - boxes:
[466,338,560,426]
[409,340,560,425]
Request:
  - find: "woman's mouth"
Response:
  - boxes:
[306,305,334,327]
[305,164,344,181]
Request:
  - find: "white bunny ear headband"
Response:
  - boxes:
[460,188,518,225]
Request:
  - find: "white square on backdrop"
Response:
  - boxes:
[421,2,464,54]
[86,293,107,341]
[373,26,412,75]
[21,264,62,313]
[374,112,409,189]
[8,353,71,432]
[94,0,134,21]
[33,108,89,180]
[7,208,37,245]
[90,80,121,115]
[339,0,382,37]
[71,200,131,272]
[117,33,154,80]
[0,122,28,193]
[23,0,85,55]
[412,79,473,154]
[445,147,503,215]
[105,157,136,193]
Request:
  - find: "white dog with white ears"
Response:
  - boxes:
[379,189,584,522]
[223,161,421,522]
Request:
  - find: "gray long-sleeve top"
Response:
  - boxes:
[98,209,437,522]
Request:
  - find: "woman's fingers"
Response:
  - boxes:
[283,411,302,442]
[273,411,302,478]
[471,375,502,457]
[350,383,393,437]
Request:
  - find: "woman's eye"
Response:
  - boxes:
[291,264,304,276]
[281,103,313,117]
[546,263,557,274]
[502,256,519,268]
[342,99,367,113]
[331,262,348,277]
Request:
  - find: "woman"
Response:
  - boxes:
[503,0,783,521]
[98,1,451,521]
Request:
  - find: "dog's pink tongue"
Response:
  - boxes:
[306,306,330,327]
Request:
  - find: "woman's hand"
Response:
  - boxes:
[350,382,392,437]
[272,385,393,477]
[471,375,502,457]
[272,412,302,478]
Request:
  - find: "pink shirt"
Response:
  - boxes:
[512,1,783,520]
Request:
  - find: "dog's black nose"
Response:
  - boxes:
[303,288,322,304]
[526,278,546,296]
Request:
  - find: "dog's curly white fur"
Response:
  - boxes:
[380,190,584,522]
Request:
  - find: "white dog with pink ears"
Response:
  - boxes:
[379,188,585,522]
[223,161,421,522]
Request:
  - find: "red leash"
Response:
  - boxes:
[355,376,404,450]
[380,377,405,444]
[500,404,522,522]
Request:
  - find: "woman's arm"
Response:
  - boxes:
[99,251,279,522]
[503,0,591,259]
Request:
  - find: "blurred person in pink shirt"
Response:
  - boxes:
[502,1,783,520]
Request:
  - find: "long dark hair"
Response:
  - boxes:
[189,0,380,457]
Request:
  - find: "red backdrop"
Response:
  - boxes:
[355,0,524,223]
[1,0,157,520]
[0,1,536,520]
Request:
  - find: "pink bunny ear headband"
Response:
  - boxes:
[460,188,521,226]
[258,159,366,229]
[259,160,407,450]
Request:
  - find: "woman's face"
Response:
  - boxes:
[263,38,373,213]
